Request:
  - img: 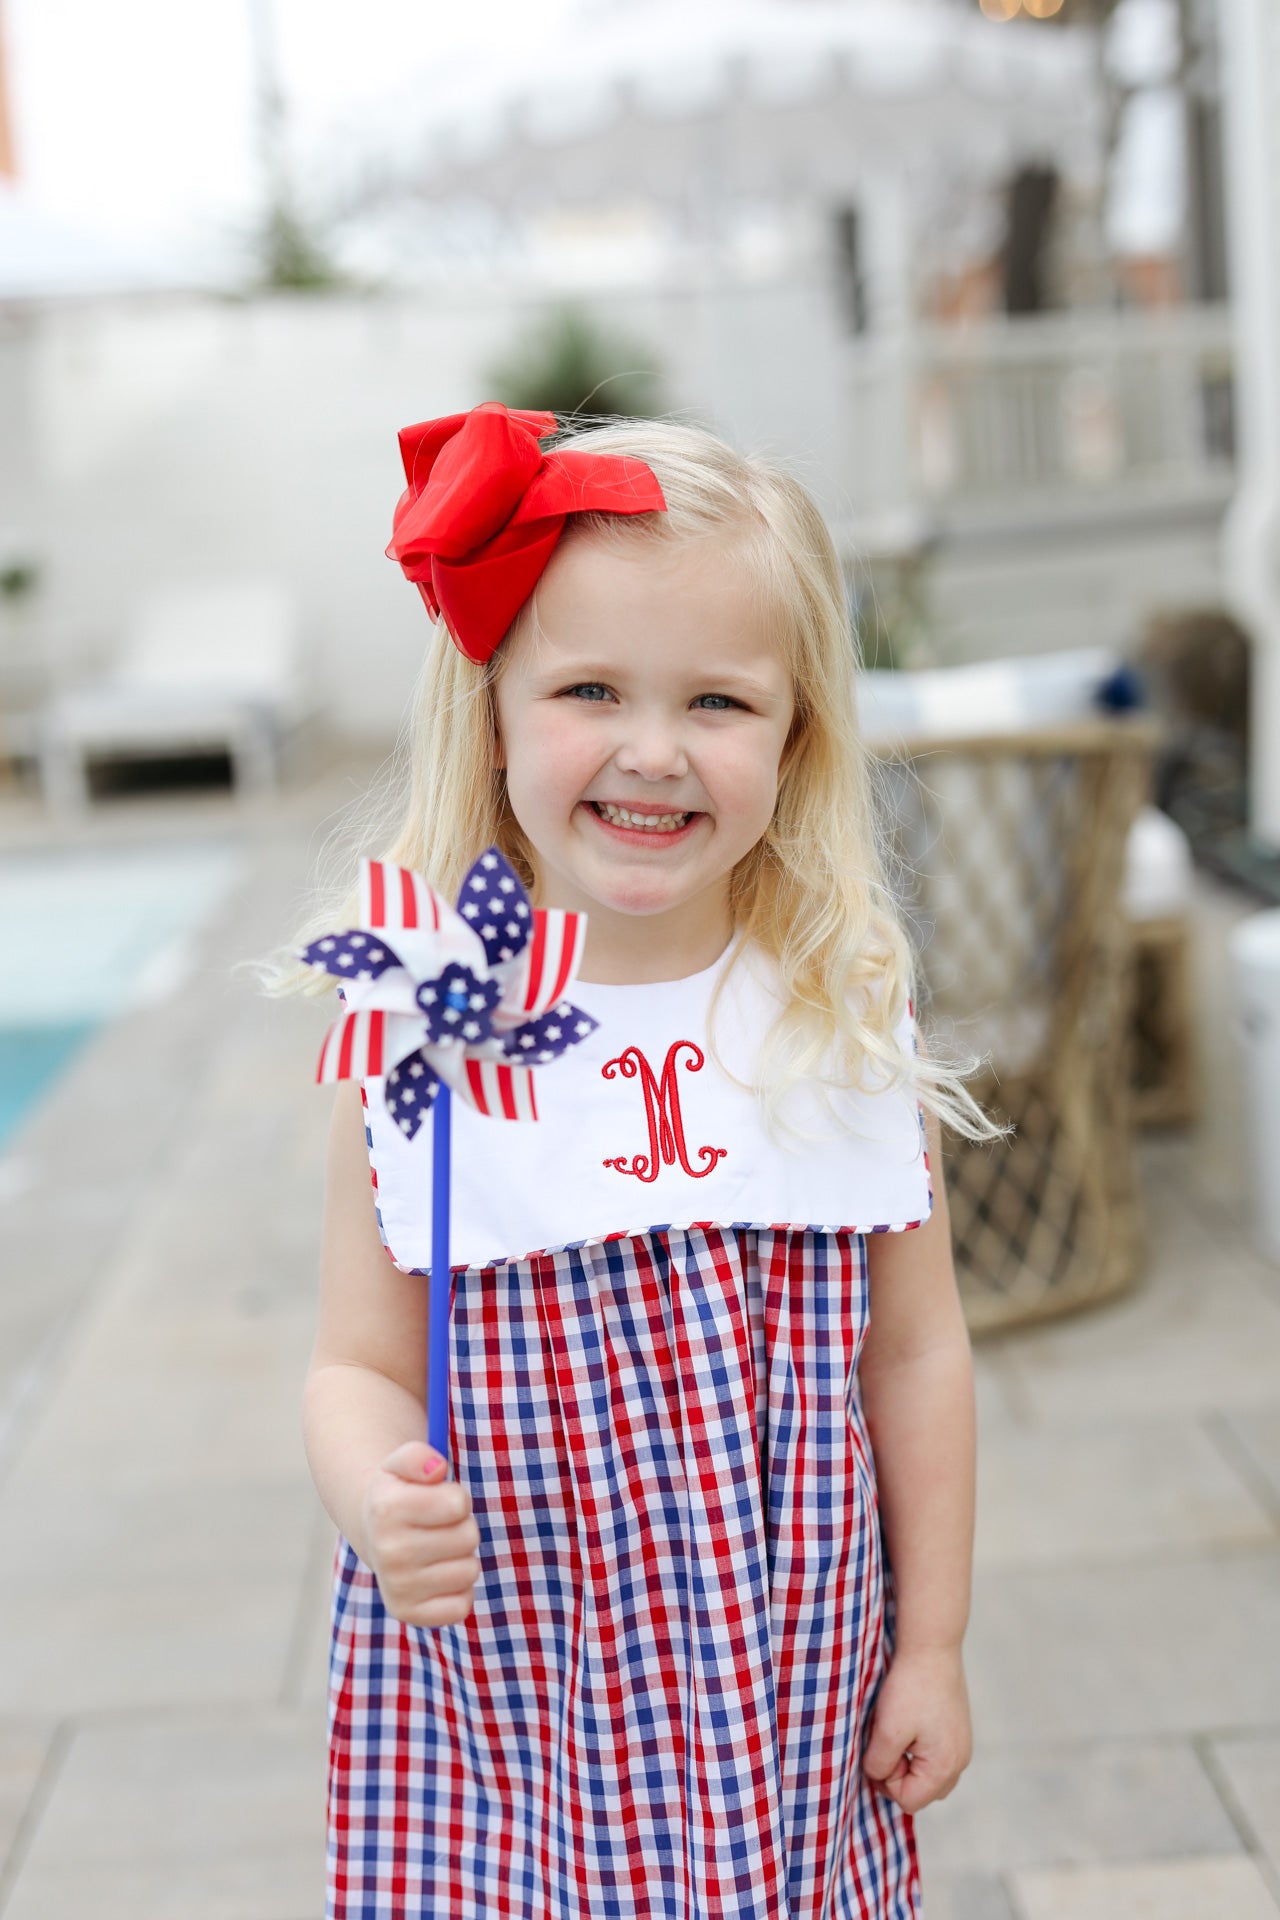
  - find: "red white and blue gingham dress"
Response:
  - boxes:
[325,1221,920,1918]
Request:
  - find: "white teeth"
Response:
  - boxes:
[594,802,691,831]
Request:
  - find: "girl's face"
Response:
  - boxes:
[492,531,796,978]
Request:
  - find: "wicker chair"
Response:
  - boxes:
[874,716,1161,1335]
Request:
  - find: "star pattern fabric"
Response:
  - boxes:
[456,849,534,966]
[416,962,503,1047]
[385,1050,441,1138]
[302,930,403,984]
[501,998,598,1065]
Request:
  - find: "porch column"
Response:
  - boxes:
[1220,0,1280,846]
[853,169,918,523]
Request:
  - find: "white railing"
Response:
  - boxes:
[842,304,1236,526]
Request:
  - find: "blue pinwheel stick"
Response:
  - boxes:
[300,845,598,1476]
[428,1085,452,1461]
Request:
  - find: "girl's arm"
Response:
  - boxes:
[858,1094,976,1808]
[303,1082,480,1626]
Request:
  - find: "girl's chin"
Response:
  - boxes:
[564,854,708,918]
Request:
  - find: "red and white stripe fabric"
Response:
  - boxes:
[457,1056,537,1121]
[510,907,586,1019]
[316,1009,538,1122]
[359,858,444,933]
[317,1007,390,1084]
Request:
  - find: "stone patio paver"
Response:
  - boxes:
[974,1412,1277,1566]
[0,1712,324,1920]
[0,1478,314,1718]
[917,1737,1245,1876]
[0,1724,54,1888]
[914,1876,1018,1920]
[964,1546,1280,1745]
[1208,1733,1280,1886]
[990,1211,1280,1428]
[1007,1854,1280,1918]
[289,1506,340,1716]
[1222,1401,1280,1513]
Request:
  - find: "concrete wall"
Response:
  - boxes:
[0,278,1230,739]
[927,496,1230,663]
[2,277,848,740]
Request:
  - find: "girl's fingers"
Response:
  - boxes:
[371,1450,475,1532]
[874,1774,918,1812]
[384,1441,449,1482]
[365,1456,482,1626]
[403,1554,482,1599]
[378,1508,481,1568]
[863,1718,918,1786]
[378,1554,482,1626]
[403,1591,477,1629]
[870,1758,964,1816]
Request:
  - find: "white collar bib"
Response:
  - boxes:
[363,941,933,1273]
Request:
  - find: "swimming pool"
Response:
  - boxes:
[0,842,245,1152]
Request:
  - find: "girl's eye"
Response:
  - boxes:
[558,684,744,710]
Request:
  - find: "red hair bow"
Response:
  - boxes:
[385,401,667,664]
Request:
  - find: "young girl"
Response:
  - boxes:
[288,401,996,1920]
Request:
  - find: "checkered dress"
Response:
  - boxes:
[325,1224,920,1918]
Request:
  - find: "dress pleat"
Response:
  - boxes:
[326,1227,921,1919]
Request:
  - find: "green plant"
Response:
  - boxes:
[258,201,347,293]
[850,542,940,671]
[0,558,40,602]
[485,305,663,420]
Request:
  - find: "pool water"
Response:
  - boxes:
[0,842,244,1152]
[0,1023,100,1149]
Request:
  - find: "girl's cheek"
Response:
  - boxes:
[536,708,606,772]
[716,734,781,792]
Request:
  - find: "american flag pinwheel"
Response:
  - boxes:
[301,845,597,1130]
[299,845,597,1462]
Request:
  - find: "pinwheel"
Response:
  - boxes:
[300,845,597,1459]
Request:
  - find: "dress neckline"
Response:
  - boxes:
[574,936,739,996]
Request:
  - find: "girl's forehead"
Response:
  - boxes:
[507,528,787,670]
[552,525,755,596]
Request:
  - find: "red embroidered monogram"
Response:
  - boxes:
[601,1040,729,1183]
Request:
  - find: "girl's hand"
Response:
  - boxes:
[361,1442,482,1628]
[862,1644,973,1815]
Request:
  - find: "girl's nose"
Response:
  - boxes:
[613,716,690,783]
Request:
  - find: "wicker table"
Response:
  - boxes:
[873,715,1162,1335]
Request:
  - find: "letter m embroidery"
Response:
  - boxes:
[601,1041,727,1183]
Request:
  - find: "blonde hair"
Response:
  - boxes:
[268,414,1002,1146]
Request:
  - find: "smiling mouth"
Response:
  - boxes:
[589,801,697,833]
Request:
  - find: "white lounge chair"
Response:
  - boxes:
[38,582,310,809]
